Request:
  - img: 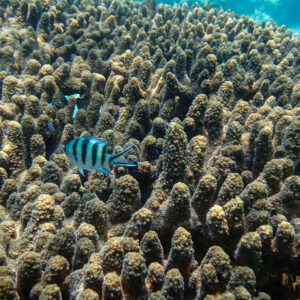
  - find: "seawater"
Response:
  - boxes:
[156,0,300,35]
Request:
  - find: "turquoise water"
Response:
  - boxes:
[157,0,300,35]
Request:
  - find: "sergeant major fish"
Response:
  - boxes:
[63,137,136,175]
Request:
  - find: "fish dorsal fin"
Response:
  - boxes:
[81,137,111,146]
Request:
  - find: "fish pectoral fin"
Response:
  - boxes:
[97,167,111,175]
[78,167,84,176]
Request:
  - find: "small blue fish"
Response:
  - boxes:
[62,137,136,175]
[47,117,55,134]
[72,104,78,118]
[56,85,68,105]
[65,94,80,118]
[46,117,56,159]
[55,86,80,118]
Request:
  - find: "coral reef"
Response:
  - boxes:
[0,0,299,299]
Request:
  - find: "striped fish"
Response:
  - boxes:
[62,137,136,175]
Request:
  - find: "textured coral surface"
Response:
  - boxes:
[0,0,299,299]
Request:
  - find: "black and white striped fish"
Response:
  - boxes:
[63,137,136,175]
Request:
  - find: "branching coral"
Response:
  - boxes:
[0,0,299,299]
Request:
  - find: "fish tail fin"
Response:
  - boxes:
[108,144,136,167]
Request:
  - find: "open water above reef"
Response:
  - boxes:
[156,0,300,35]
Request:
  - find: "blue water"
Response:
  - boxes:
[157,0,300,35]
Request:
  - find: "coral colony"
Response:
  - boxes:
[0,0,299,299]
